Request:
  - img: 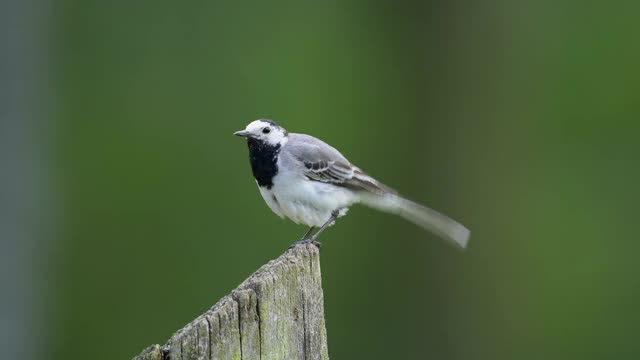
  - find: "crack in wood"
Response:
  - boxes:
[237,298,243,360]
[205,317,212,360]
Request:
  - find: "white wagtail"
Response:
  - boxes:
[234,119,470,249]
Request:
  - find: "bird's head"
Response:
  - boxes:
[234,119,289,146]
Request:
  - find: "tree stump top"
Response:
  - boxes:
[133,243,329,360]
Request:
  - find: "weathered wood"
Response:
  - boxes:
[133,243,329,360]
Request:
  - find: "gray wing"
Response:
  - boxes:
[286,134,395,195]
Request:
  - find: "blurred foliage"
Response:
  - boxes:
[49,1,639,359]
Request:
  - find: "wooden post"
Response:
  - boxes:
[133,243,329,360]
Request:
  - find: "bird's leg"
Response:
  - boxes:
[300,226,315,241]
[289,210,341,249]
[289,226,316,249]
[308,210,340,243]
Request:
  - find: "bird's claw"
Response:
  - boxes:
[289,238,322,250]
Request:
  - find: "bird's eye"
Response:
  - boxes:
[262,127,271,134]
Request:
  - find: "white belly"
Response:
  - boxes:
[257,173,358,227]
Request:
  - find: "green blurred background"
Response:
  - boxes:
[3,0,639,359]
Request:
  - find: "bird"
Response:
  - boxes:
[234,119,470,249]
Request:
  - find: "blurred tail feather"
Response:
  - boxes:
[360,192,470,249]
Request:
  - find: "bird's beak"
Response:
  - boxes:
[234,130,251,137]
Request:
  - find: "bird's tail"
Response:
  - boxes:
[359,192,470,249]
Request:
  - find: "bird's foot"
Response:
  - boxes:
[288,238,322,249]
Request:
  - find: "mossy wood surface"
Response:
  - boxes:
[133,243,329,360]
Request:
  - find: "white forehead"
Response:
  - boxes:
[246,120,272,132]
